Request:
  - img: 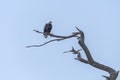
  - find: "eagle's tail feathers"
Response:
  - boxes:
[44,34,48,38]
[44,32,48,38]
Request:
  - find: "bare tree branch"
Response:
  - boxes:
[26,29,80,48]
[27,28,119,80]
[26,39,63,48]
[33,29,79,38]
[78,37,119,80]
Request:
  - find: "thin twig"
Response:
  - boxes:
[26,29,81,48]
[26,38,66,48]
[64,47,89,64]
[75,27,81,32]
[33,29,80,38]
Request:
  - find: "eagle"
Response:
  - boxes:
[43,21,52,38]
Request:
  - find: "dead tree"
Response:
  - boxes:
[26,27,119,80]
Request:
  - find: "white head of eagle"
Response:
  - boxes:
[43,21,52,38]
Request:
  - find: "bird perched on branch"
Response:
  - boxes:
[43,21,52,38]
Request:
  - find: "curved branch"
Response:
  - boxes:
[33,29,79,38]
[78,38,118,80]
[26,39,62,48]
[26,29,80,48]
[27,27,119,80]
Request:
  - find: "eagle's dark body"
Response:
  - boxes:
[43,21,52,38]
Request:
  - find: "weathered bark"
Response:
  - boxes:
[78,37,119,80]
[27,28,119,80]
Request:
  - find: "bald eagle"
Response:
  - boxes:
[43,21,52,38]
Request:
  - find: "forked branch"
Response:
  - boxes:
[26,29,79,48]
[27,27,119,80]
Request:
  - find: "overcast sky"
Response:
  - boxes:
[0,0,120,80]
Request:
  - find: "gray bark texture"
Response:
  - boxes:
[27,27,119,80]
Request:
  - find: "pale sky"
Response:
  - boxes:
[0,0,120,80]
